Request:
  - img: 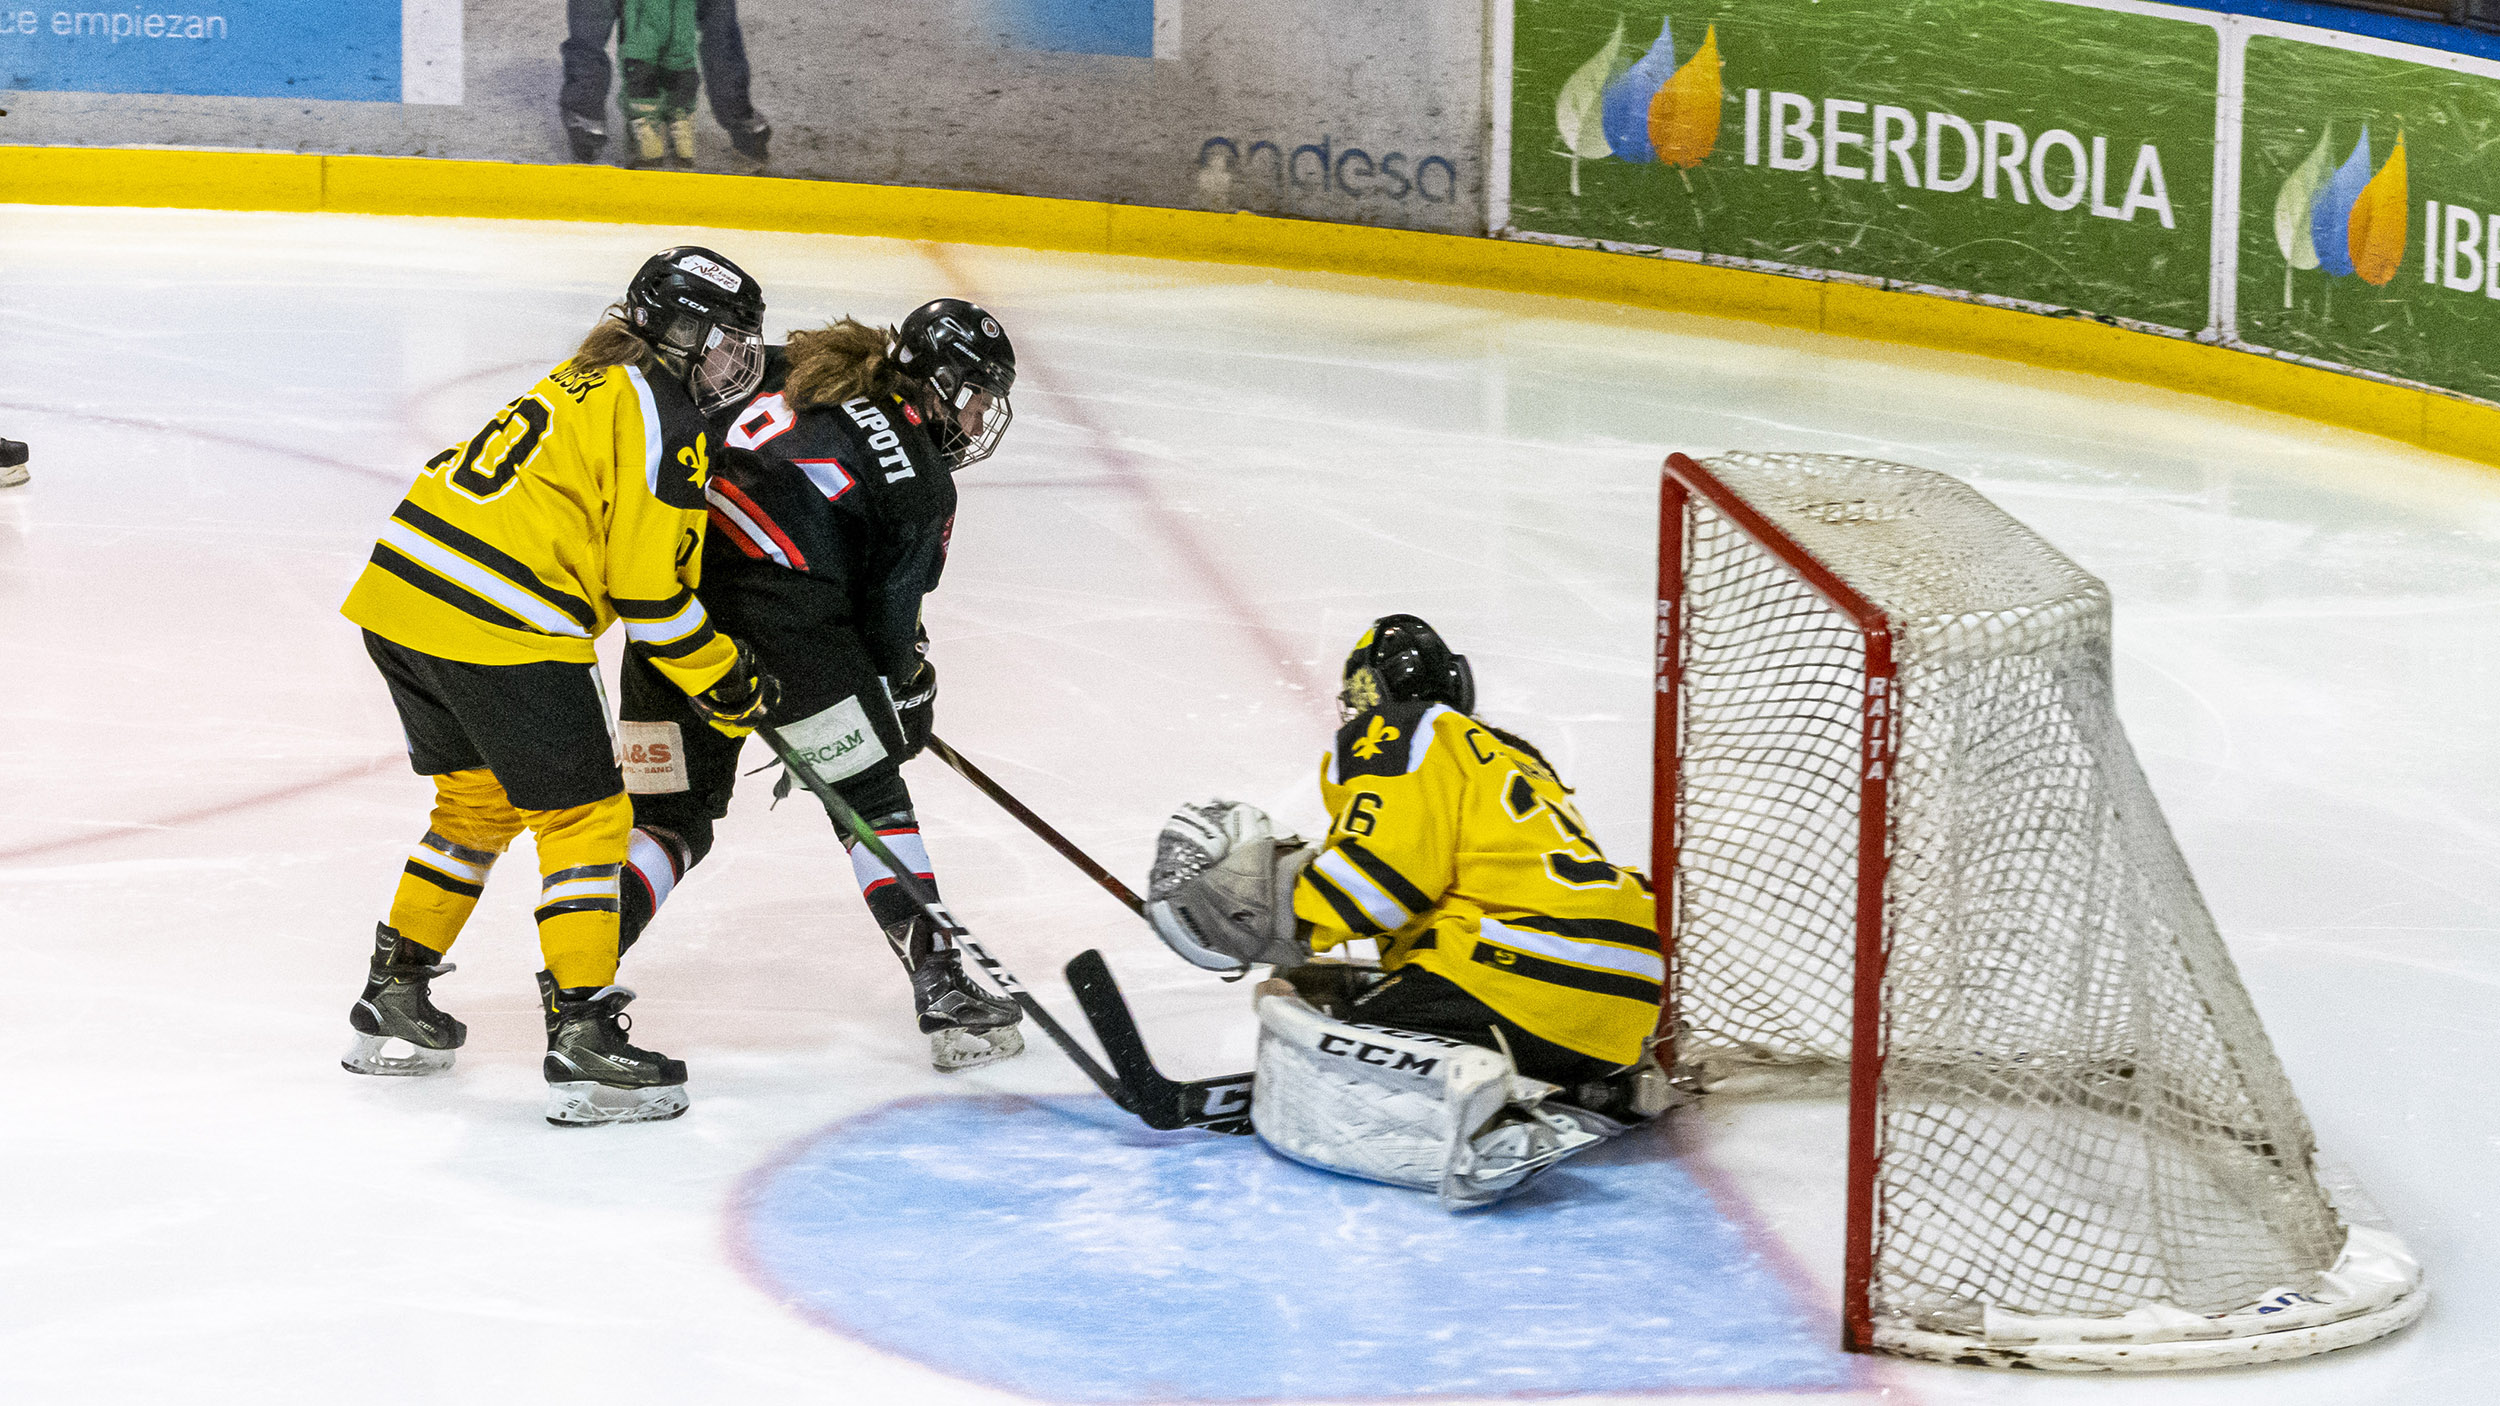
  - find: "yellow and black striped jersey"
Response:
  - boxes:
[341,359,738,697]
[1291,702,1662,1067]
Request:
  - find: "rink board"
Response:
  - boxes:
[730,1095,1856,1401]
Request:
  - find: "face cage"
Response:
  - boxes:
[935,384,1013,469]
[688,322,767,417]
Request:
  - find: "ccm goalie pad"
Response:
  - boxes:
[1146,800,1316,975]
[1250,983,1607,1209]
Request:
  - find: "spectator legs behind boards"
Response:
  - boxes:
[558,0,768,166]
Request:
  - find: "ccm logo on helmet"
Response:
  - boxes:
[1316,1032,1441,1075]
[675,254,742,293]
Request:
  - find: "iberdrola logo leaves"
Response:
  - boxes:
[1555,17,1630,196]
[2311,130,2374,277]
[1650,24,1722,168]
[2348,131,2408,286]
[2275,123,2408,301]
[1555,14,1725,196]
[2273,123,2334,286]
[1602,18,1679,164]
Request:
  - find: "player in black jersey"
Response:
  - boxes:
[615,299,1024,1070]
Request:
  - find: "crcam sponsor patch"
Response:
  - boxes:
[621,720,689,793]
[675,254,741,293]
[778,696,889,782]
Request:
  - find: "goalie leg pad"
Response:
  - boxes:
[1247,986,1608,1210]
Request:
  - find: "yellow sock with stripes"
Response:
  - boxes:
[386,768,525,954]
[521,790,633,990]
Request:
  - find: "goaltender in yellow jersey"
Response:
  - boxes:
[1143,614,1668,1207]
[1294,696,1662,1072]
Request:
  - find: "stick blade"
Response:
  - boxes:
[1065,950,1256,1134]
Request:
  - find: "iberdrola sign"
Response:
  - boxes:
[2237,35,2500,403]
[1511,0,2218,331]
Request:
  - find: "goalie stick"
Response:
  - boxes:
[755,723,1136,1113]
[921,734,1255,1134]
[1064,949,1256,1134]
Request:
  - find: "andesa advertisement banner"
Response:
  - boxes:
[1509,0,2219,331]
[0,0,1482,236]
[2235,34,2500,404]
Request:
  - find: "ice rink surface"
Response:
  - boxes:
[1,205,2494,1405]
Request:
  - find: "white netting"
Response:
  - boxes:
[1670,453,2415,1361]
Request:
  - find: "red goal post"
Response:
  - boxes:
[1650,451,2423,1370]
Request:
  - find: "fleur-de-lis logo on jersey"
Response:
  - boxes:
[1351,715,1402,760]
[677,433,711,486]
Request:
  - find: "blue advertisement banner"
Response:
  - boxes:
[0,1,403,101]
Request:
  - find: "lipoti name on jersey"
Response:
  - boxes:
[841,397,916,481]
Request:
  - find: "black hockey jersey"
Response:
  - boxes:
[698,351,956,704]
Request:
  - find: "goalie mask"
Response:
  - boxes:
[625,246,768,416]
[1339,614,1475,722]
[894,298,1017,469]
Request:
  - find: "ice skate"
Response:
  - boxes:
[342,924,465,1076]
[1,438,26,489]
[889,915,1024,1071]
[540,973,689,1126]
[1561,1038,1683,1124]
[666,116,697,169]
[917,950,1026,1071]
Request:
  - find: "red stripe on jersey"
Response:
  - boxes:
[707,507,768,560]
[710,479,807,571]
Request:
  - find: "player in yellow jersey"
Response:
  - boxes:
[337,246,775,1127]
[1145,615,1673,1205]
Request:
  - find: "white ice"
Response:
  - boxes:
[1,205,2493,1404]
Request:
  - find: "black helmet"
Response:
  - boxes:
[624,246,767,416]
[1339,614,1475,721]
[893,298,1016,468]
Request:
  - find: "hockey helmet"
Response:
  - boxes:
[893,298,1017,469]
[1339,614,1475,721]
[625,246,768,416]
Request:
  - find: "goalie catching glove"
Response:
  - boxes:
[1146,800,1317,975]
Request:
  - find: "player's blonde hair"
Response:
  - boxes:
[563,308,653,377]
[783,317,914,409]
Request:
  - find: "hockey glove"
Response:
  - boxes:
[891,661,937,761]
[1145,800,1316,975]
[693,637,779,738]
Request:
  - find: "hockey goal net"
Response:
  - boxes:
[1654,451,2422,1370]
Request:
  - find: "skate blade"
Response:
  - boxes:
[342,1032,456,1077]
[544,1080,690,1127]
[0,465,27,489]
[930,1023,1025,1072]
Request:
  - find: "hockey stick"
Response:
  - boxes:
[1065,948,1256,1134]
[926,735,1147,916]
[755,723,1136,1112]
[914,736,1254,1133]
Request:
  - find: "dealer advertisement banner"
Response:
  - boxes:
[0,0,1482,236]
[0,0,459,103]
[2235,34,2500,404]
[1508,0,2220,331]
